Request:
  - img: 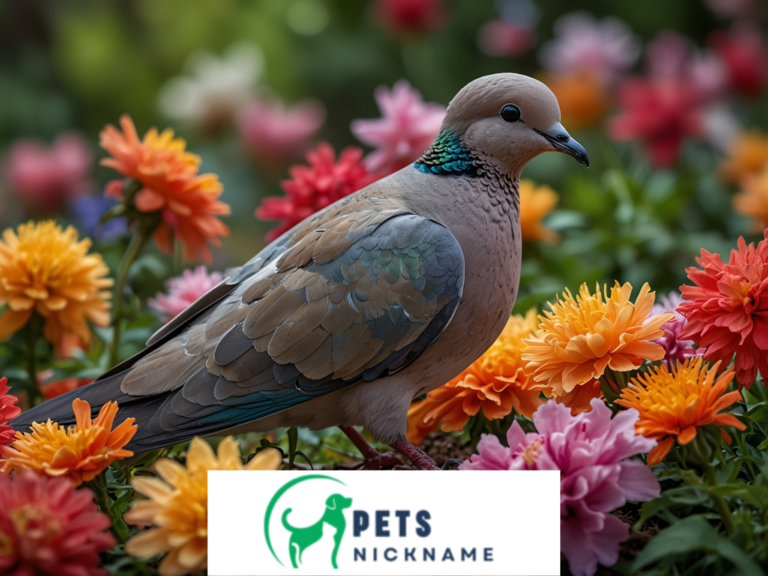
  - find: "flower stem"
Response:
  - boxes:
[108,220,156,368]
[25,313,43,405]
[704,463,734,536]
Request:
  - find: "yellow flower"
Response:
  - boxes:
[407,310,543,444]
[124,438,282,576]
[0,221,112,344]
[0,398,137,485]
[719,130,768,184]
[519,180,559,243]
[616,358,745,466]
[734,165,768,231]
[522,282,673,409]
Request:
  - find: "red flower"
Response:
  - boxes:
[678,231,768,387]
[37,370,94,401]
[609,77,702,167]
[0,472,114,576]
[710,25,768,99]
[372,0,446,35]
[255,143,380,241]
[0,377,20,446]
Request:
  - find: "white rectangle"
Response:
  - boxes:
[209,470,560,576]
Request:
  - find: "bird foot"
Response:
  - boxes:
[390,436,440,470]
[340,426,404,470]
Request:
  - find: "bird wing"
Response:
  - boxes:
[15,199,465,451]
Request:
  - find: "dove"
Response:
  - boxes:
[11,73,588,469]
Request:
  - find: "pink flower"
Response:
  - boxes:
[706,0,761,18]
[149,266,225,321]
[238,97,326,170]
[0,377,20,446]
[539,12,640,83]
[462,399,659,576]
[478,20,535,57]
[609,77,703,167]
[710,24,768,99]
[3,132,92,215]
[646,31,728,103]
[0,472,115,576]
[372,0,446,35]
[351,80,445,175]
[255,143,380,241]
[649,292,701,370]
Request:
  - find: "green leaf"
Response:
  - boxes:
[632,516,763,575]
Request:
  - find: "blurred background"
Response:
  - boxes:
[0,0,766,351]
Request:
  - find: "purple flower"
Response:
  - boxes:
[149,266,225,321]
[70,196,128,240]
[351,80,445,175]
[539,12,640,83]
[649,291,701,369]
[462,399,659,576]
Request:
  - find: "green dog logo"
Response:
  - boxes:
[264,475,352,570]
[282,493,353,569]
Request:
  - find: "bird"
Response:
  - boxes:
[10,73,589,470]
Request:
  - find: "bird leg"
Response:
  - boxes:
[339,426,403,470]
[390,436,439,470]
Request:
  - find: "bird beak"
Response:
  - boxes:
[534,122,590,168]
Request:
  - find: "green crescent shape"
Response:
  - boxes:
[264,474,347,567]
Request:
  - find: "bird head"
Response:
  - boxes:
[443,73,589,176]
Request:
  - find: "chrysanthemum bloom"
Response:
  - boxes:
[149,266,225,321]
[37,370,93,401]
[710,24,768,99]
[100,115,230,263]
[522,282,673,406]
[124,438,281,576]
[0,377,20,447]
[158,43,263,133]
[617,358,745,465]
[540,73,610,132]
[0,221,112,345]
[238,97,326,170]
[3,132,92,216]
[539,12,640,83]
[255,143,380,241]
[519,179,559,243]
[734,166,768,231]
[371,0,446,35]
[609,77,702,167]
[678,232,768,386]
[719,130,768,184]
[0,472,114,576]
[351,80,445,175]
[1,399,137,485]
[407,310,543,444]
[650,292,700,370]
[462,399,659,576]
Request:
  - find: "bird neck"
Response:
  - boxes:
[414,129,478,176]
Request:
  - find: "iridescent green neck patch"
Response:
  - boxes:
[414,130,477,176]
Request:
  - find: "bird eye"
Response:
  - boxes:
[500,104,521,123]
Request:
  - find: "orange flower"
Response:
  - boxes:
[522,282,673,404]
[616,358,745,466]
[0,399,137,485]
[100,115,230,263]
[37,369,94,401]
[407,310,543,444]
[519,180,559,244]
[734,165,768,231]
[719,130,768,185]
[541,72,610,132]
[0,221,112,345]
